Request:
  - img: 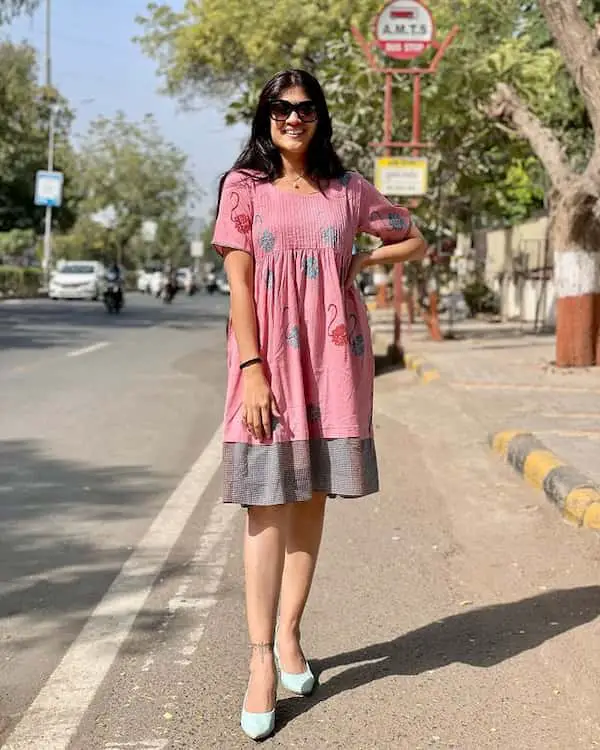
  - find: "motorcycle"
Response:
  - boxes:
[103,281,123,314]
[162,278,178,304]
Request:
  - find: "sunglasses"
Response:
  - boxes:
[269,99,318,123]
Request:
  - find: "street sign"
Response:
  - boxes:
[374,156,428,196]
[373,0,435,60]
[34,170,64,207]
[190,240,205,258]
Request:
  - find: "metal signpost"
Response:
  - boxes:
[352,1,458,355]
[35,163,63,285]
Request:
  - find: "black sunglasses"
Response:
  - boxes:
[269,99,318,123]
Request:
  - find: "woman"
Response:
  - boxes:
[212,69,426,740]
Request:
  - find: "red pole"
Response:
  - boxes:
[378,73,393,312]
[384,73,392,154]
[412,76,421,153]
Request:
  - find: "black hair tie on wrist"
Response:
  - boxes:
[240,357,263,370]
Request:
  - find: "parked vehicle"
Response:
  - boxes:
[149,271,164,297]
[49,261,104,300]
[203,270,217,294]
[176,268,197,295]
[136,269,152,293]
[215,272,230,295]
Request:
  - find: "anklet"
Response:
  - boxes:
[249,642,274,664]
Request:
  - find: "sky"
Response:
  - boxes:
[5,0,249,223]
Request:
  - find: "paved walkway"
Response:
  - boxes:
[4,299,600,748]
[371,309,600,487]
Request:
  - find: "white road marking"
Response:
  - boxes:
[3,424,227,750]
[66,341,110,358]
[162,498,236,662]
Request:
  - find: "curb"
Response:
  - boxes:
[404,353,440,384]
[489,430,600,530]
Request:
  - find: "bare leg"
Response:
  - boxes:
[277,493,327,672]
[244,504,287,712]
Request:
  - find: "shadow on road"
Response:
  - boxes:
[275,586,600,732]
[0,439,178,648]
[0,296,228,353]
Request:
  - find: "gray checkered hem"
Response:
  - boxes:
[222,438,379,506]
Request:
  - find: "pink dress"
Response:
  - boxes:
[212,170,411,505]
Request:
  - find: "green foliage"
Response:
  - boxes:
[0,228,36,256]
[137,0,560,229]
[0,41,77,233]
[0,264,41,296]
[135,0,376,102]
[71,112,198,266]
[0,0,39,24]
[462,280,501,317]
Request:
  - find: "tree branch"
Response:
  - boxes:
[539,0,600,137]
[486,83,573,191]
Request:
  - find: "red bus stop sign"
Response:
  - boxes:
[373,0,435,60]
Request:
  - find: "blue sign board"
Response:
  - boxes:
[34,170,64,208]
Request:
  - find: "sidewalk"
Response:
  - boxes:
[371,309,600,488]
[84,365,600,749]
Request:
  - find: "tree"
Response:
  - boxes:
[72,112,198,267]
[487,0,600,366]
[136,0,552,227]
[137,0,600,365]
[0,41,77,233]
[0,0,39,24]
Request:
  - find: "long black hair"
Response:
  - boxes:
[217,69,346,205]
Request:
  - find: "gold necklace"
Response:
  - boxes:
[290,172,305,189]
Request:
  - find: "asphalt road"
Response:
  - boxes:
[2,292,600,750]
[0,292,230,748]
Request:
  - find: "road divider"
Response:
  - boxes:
[489,430,600,531]
[404,353,440,384]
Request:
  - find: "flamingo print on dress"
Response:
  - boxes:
[368,209,410,234]
[327,304,348,347]
[302,256,319,279]
[321,225,341,247]
[259,229,276,252]
[229,191,252,234]
[348,314,365,357]
[283,307,300,349]
[253,212,276,253]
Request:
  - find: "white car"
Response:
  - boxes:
[49,261,104,300]
[149,271,164,297]
[216,273,230,295]
[136,269,152,293]
[176,268,197,295]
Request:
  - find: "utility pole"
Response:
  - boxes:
[42,0,53,284]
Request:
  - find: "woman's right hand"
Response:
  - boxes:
[242,365,277,441]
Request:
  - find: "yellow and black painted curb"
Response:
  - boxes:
[489,430,600,530]
[404,353,440,384]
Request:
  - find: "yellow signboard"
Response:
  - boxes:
[374,156,428,197]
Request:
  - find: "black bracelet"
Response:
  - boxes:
[240,357,263,370]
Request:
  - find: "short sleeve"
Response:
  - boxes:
[356,175,412,244]
[212,171,254,257]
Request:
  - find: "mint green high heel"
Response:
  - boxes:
[274,636,315,696]
[240,690,276,741]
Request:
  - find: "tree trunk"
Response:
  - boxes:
[551,200,600,367]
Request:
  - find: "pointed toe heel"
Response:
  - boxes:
[241,692,276,741]
[274,642,316,696]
